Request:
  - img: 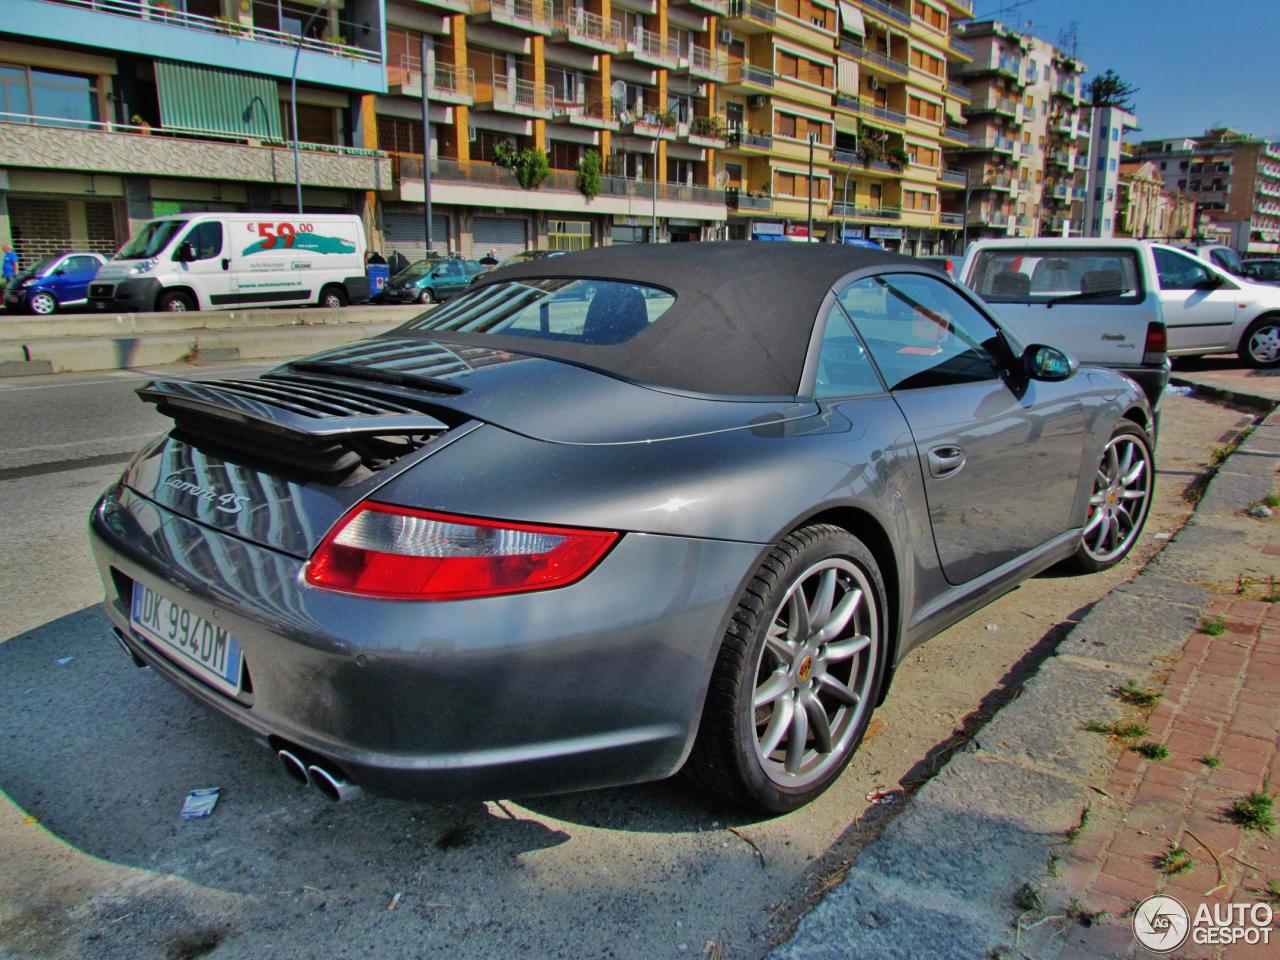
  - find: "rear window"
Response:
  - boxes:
[400,279,675,345]
[969,248,1143,305]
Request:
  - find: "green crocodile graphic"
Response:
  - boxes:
[242,234,355,256]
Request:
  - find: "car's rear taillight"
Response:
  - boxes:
[306,503,619,600]
[1143,322,1167,363]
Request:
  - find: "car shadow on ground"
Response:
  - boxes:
[0,607,752,895]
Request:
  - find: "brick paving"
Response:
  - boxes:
[1058,596,1280,959]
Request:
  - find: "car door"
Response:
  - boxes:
[174,220,234,308]
[54,255,102,304]
[838,272,1088,585]
[436,260,467,298]
[1152,247,1239,353]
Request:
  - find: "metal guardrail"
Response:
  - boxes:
[946,81,972,100]
[45,0,381,63]
[0,111,386,157]
[726,128,773,149]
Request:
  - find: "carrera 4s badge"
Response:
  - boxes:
[162,473,252,514]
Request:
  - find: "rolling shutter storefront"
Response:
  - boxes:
[383,208,450,260]
[472,217,528,259]
[154,61,282,139]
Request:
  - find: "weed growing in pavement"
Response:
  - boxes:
[1134,742,1170,761]
[1201,615,1228,636]
[1047,854,1062,877]
[1013,882,1044,912]
[1265,494,1280,508]
[1064,805,1091,844]
[1263,878,1280,906]
[1085,719,1150,739]
[1210,445,1231,467]
[1155,844,1193,876]
[1116,682,1162,707]
[1229,780,1276,834]
[1063,898,1103,926]
[1202,755,1223,769]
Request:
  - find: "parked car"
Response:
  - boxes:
[90,244,1153,813]
[1178,243,1245,277]
[4,251,106,315]
[89,213,368,313]
[914,254,958,279]
[495,249,567,269]
[960,238,1170,408]
[382,257,487,304]
[1242,258,1280,285]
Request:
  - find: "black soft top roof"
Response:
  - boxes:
[401,242,918,397]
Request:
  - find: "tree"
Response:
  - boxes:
[1088,69,1139,111]
[577,149,602,200]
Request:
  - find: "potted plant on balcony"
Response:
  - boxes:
[577,150,602,200]
[130,114,152,136]
[887,146,910,170]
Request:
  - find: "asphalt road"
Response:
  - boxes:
[0,367,1253,960]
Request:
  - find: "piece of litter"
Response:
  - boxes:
[1166,385,1194,397]
[55,657,74,665]
[180,787,220,820]
[21,815,38,825]
[1153,532,1171,540]
[865,788,901,805]
[387,892,402,911]
[985,623,998,632]
[1248,505,1273,519]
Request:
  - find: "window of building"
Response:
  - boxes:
[775,50,834,88]
[1112,128,1120,141]
[777,0,835,31]
[775,112,798,138]
[774,170,830,199]
[907,95,941,123]
[912,1,947,31]
[907,143,938,167]
[377,116,425,155]
[0,63,99,127]
[909,48,944,77]
[548,219,592,251]
[548,140,582,171]
[905,190,936,211]
[473,129,519,163]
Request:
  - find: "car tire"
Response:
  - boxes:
[157,291,195,312]
[27,291,58,315]
[1239,315,1280,368]
[684,524,888,813]
[1066,419,1154,573]
[418,288,435,304]
[318,285,348,309]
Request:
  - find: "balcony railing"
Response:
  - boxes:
[686,0,729,12]
[860,0,909,26]
[985,175,1013,190]
[967,96,1017,115]
[689,116,728,142]
[726,189,771,211]
[949,36,975,58]
[472,0,555,31]
[727,62,776,87]
[632,26,679,66]
[1054,79,1079,98]
[1049,149,1071,166]
[940,212,965,226]
[486,75,555,113]
[945,81,972,100]
[832,203,903,220]
[387,50,477,100]
[726,127,773,150]
[554,8,624,48]
[973,210,1009,226]
[943,126,970,143]
[841,97,907,126]
[727,0,776,24]
[687,44,727,80]
[941,168,967,185]
[859,48,909,77]
[46,0,381,63]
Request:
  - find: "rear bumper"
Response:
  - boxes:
[1104,360,1170,413]
[89,486,761,801]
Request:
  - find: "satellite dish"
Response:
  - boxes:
[714,170,730,188]
[610,80,626,101]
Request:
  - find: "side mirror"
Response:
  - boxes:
[175,242,197,263]
[1023,343,1077,382]
[53,268,65,276]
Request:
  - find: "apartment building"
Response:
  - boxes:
[0,0,390,266]
[1131,129,1280,255]
[1081,104,1136,238]
[943,19,1091,242]
[1114,160,1195,242]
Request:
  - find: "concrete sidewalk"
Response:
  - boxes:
[773,389,1280,960]
[0,304,420,376]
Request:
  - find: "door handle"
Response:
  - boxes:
[927,445,966,478]
[221,258,231,270]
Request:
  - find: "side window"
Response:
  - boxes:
[812,308,882,398]
[181,222,223,261]
[64,256,97,273]
[837,273,1003,391]
[446,261,465,277]
[1154,248,1210,290]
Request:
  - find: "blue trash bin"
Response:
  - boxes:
[366,264,390,302]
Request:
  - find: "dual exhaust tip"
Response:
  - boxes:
[277,748,362,802]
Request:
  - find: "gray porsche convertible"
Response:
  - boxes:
[89,244,1155,813]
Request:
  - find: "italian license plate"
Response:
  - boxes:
[130,582,243,695]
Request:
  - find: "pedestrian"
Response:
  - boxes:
[2,244,17,290]
[480,248,499,266]
[368,250,387,265]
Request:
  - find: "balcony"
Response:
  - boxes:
[627,27,680,67]
[982,175,1013,192]
[22,0,384,91]
[859,48,910,78]
[0,114,390,190]
[686,0,730,12]
[725,0,776,32]
[686,44,728,81]
[964,95,1017,117]
[1053,78,1080,100]
[945,81,972,101]
[1049,113,1074,134]
[839,97,907,127]
[939,212,965,226]
[727,189,772,211]
[940,168,967,186]
[549,97,618,130]
[477,75,555,116]
[688,116,728,147]
[388,57,477,106]
[553,8,625,51]
[942,125,970,144]
[1021,104,1036,121]
[954,55,1021,79]
[832,203,903,220]
[724,62,776,92]
[1048,149,1071,167]
[972,210,1009,227]
[949,36,975,59]
[1050,183,1069,200]
[1072,186,1088,200]
[618,114,678,139]
[860,0,909,26]
[725,127,773,152]
[471,0,556,34]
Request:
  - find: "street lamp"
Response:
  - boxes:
[839,127,859,244]
[806,131,816,241]
[290,2,333,215]
[960,166,975,254]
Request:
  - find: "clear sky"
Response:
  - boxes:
[970,0,1279,141]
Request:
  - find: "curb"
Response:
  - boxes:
[771,394,1279,960]
[1170,376,1279,414]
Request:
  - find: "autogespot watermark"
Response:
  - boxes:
[1132,894,1274,953]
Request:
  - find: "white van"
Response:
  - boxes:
[89,213,368,313]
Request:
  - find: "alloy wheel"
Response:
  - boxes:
[751,558,878,788]
[1248,324,1280,365]
[29,292,56,315]
[1082,432,1152,564]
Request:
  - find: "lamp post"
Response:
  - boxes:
[290,2,331,215]
[806,131,816,241]
[420,32,433,255]
[960,166,975,254]
[839,126,859,244]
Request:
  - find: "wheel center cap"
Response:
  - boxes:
[797,655,813,683]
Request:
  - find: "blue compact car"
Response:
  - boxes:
[4,251,106,315]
